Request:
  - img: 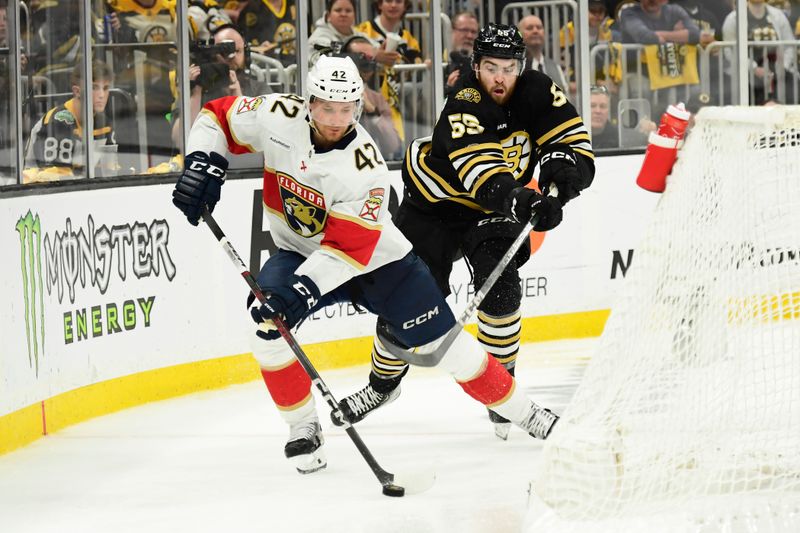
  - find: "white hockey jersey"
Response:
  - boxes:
[188,93,412,295]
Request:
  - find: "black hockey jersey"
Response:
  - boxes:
[403,69,594,221]
[24,99,117,177]
[238,0,296,66]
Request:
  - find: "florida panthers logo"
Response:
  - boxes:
[278,174,326,237]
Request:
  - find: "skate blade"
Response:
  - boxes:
[291,449,327,475]
[391,468,436,495]
[493,422,511,440]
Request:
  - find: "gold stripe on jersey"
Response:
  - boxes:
[449,141,504,160]
[469,165,512,195]
[574,147,594,160]
[559,133,591,145]
[199,108,256,153]
[226,104,257,153]
[418,143,475,197]
[320,245,369,270]
[536,116,583,145]
[457,155,508,191]
[328,211,383,231]
[450,143,507,191]
[407,144,491,211]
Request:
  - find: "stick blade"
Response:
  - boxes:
[391,468,436,495]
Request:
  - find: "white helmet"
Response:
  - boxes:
[307,55,364,102]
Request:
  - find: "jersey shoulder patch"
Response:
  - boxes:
[53,109,76,125]
[454,87,481,104]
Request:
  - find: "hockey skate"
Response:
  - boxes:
[284,415,326,474]
[517,403,559,440]
[331,384,401,426]
[487,409,512,440]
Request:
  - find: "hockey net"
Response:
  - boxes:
[526,106,800,533]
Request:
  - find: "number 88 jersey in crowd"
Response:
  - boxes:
[403,69,594,222]
[189,93,412,296]
[24,98,116,182]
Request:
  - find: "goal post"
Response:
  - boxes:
[525,106,800,533]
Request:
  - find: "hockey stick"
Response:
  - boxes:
[376,185,558,367]
[201,207,432,497]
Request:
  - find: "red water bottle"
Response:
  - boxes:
[636,103,691,192]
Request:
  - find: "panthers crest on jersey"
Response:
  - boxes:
[403,69,594,220]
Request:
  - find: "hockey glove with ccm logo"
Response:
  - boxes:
[505,186,562,231]
[172,151,229,226]
[250,275,321,340]
[537,144,588,206]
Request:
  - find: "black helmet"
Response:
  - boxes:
[471,23,526,67]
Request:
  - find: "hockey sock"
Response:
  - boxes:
[261,360,315,423]
[478,309,520,374]
[457,354,515,407]
[369,337,409,393]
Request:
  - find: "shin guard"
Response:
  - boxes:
[457,354,515,407]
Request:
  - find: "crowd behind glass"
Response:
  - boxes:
[0,0,795,186]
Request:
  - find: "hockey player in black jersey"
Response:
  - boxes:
[335,23,595,439]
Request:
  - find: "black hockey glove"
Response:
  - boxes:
[250,275,321,340]
[505,187,562,232]
[537,144,586,206]
[172,151,228,226]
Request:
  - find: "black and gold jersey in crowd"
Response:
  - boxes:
[24,99,116,175]
[238,0,296,65]
[107,0,177,43]
[403,69,594,220]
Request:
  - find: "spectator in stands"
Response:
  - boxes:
[517,14,569,90]
[619,0,703,115]
[357,0,424,143]
[590,85,618,149]
[27,0,82,78]
[170,25,270,147]
[23,61,118,183]
[671,0,722,40]
[722,0,797,105]
[105,0,176,43]
[340,35,402,159]
[308,0,377,66]
[356,0,422,65]
[446,11,479,95]
[234,0,297,67]
[188,0,232,41]
[619,0,701,45]
[560,0,620,96]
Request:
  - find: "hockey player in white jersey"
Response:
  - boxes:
[172,56,562,474]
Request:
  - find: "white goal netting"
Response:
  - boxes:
[526,106,800,533]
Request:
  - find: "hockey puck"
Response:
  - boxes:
[382,484,405,497]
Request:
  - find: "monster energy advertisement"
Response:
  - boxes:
[14,211,177,371]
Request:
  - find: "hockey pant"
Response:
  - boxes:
[250,249,530,424]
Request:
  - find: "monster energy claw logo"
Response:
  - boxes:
[16,211,45,375]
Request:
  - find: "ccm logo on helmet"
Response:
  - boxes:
[403,306,440,329]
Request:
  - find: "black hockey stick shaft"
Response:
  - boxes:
[201,207,399,490]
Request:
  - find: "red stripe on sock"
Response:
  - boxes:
[260,361,312,408]
[458,355,514,405]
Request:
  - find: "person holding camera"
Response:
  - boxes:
[171,25,270,146]
[446,11,479,97]
[340,35,402,159]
